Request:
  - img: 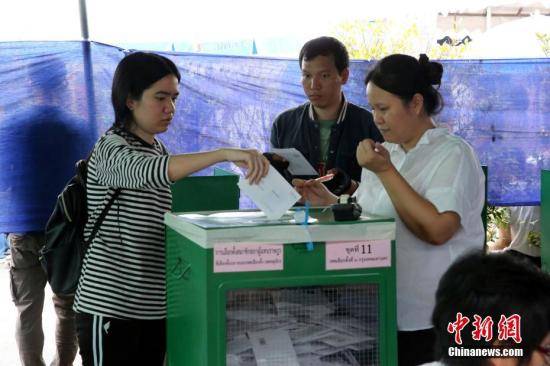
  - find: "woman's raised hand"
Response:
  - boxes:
[356,139,392,174]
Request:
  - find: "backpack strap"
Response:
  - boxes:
[84,127,159,246]
[85,188,121,246]
[84,127,122,247]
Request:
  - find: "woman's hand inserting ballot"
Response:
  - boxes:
[224,148,270,184]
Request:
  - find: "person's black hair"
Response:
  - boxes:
[299,36,349,73]
[365,54,444,116]
[432,250,550,365]
[111,52,181,129]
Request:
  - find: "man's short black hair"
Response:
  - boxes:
[298,36,349,73]
[432,250,550,365]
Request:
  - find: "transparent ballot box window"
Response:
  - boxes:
[226,284,379,366]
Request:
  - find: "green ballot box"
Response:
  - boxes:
[171,169,240,212]
[165,209,397,366]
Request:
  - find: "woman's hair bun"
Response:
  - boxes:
[365,53,444,116]
[419,54,443,87]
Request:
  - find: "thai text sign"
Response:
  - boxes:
[214,244,284,273]
[326,240,391,270]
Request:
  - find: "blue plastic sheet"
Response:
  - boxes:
[0,41,548,232]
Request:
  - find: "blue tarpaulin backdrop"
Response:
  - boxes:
[0,41,549,232]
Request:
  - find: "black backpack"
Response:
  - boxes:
[40,159,120,295]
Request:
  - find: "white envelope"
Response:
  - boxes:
[238,166,301,220]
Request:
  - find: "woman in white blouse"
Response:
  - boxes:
[294,54,485,366]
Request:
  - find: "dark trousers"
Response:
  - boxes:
[8,233,78,366]
[76,312,166,366]
[398,328,436,366]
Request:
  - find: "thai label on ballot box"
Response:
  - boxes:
[214,243,284,273]
[325,240,391,270]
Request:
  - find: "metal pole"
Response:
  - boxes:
[78,0,98,141]
[79,0,90,40]
[486,6,492,31]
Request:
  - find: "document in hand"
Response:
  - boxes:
[271,148,318,176]
[238,166,301,220]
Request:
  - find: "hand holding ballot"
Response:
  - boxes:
[263,152,292,182]
[292,178,338,206]
[224,148,270,184]
[238,166,301,219]
[266,149,356,196]
[270,148,318,176]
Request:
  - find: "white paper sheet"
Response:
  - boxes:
[318,330,372,348]
[238,166,301,220]
[226,334,253,354]
[272,148,318,176]
[247,328,300,366]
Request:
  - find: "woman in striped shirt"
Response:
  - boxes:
[73,52,269,366]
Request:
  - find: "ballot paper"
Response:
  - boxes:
[271,148,318,176]
[238,166,301,220]
[225,286,379,365]
[226,334,253,355]
[247,328,300,366]
[297,353,323,365]
[318,330,373,348]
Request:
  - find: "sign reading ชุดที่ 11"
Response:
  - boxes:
[213,243,284,273]
[325,240,391,270]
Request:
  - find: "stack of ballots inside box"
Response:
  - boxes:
[226,285,379,366]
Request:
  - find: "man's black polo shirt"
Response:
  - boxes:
[270,99,383,182]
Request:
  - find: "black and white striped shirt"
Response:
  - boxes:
[74,128,172,319]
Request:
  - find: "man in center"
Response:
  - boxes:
[270,36,383,195]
